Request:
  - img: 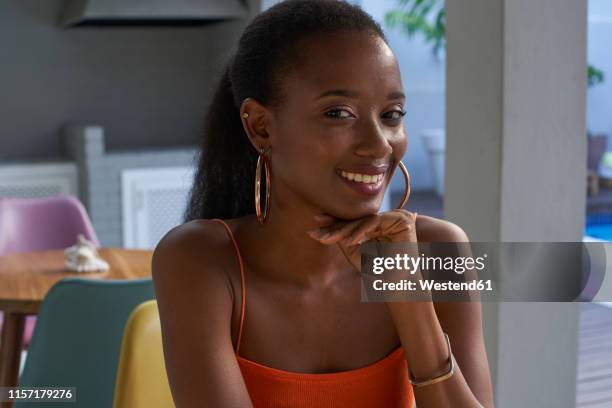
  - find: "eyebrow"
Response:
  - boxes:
[316,89,405,100]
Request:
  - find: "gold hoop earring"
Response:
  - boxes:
[395,161,411,209]
[255,146,271,224]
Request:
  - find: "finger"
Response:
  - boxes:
[315,215,377,244]
[384,210,418,236]
[306,215,344,240]
[307,224,344,241]
[338,215,384,246]
[339,210,418,245]
[313,214,336,222]
[307,226,344,243]
[307,229,334,242]
[307,222,353,243]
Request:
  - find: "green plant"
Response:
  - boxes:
[385,0,445,57]
[588,65,605,88]
[587,65,605,138]
[385,0,605,88]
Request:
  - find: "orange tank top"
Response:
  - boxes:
[213,218,415,408]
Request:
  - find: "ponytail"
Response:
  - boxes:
[184,64,257,221]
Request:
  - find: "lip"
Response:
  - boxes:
[336,164,390,175]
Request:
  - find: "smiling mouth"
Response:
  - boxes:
[339,171,385,184]
[336,169,387,197]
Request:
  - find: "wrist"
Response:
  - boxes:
[386,302,450,380]
[408,332,456,388]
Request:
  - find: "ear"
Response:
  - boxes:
[239,97,273,152]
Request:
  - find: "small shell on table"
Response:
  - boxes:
[64,234,109,273]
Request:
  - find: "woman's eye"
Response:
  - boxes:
[382,110,407,120]
[325,109,354,119]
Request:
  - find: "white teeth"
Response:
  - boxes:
[340,171,384,184]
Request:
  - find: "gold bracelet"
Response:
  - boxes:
[408,332,455,389]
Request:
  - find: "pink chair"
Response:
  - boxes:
[0,194,100,347]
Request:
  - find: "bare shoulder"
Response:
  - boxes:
[152,218,239,305]
[154,219,233,263]
[153,219,234,277]
[415,214,470,243]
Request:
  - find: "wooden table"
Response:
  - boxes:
[0,248,153,391]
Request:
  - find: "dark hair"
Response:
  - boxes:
[184,0,387,221]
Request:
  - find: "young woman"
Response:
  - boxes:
[153,1,494,407]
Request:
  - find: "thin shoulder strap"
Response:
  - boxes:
[211,218,246,356]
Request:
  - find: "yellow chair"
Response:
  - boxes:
[113,300,174,408]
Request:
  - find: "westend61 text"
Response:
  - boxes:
[372,279,493,291]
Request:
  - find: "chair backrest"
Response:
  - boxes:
[17,278,155,408]
[113,300,174,408]
[0,194,99,255]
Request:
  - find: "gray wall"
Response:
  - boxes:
[446,0,587,406]
[0,0,259,162]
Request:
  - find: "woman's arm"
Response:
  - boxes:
[308,212,495,407]
[387,300,494,407]
[384,220,494,408]
[152,221,253,408]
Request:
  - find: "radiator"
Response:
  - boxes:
[121,166,194,249]
[0,163,78,198]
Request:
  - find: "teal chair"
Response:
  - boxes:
[17,278,155,408]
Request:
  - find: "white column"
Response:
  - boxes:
[445,0,587,407]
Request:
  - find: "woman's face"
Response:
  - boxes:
[267,30,407,220]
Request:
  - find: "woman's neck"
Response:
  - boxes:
[237,200,355,289]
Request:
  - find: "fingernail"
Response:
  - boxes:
[319,231,332,240]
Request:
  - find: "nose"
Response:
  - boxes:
[353,116,394,158]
